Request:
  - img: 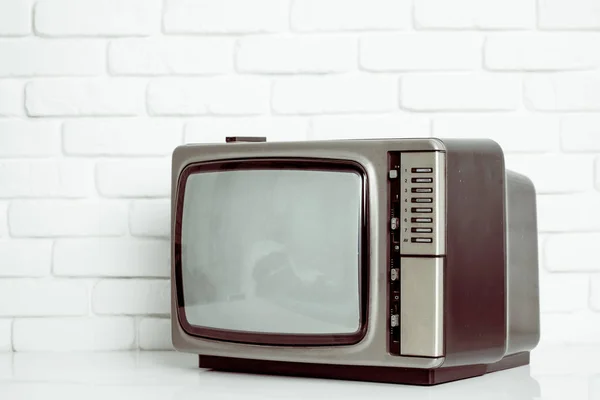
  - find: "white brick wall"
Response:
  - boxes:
[0,40,106,77]
[147,77,270,116]
[0,203,8,238]
[26,79,147,117]
[539,274,589,313]
[590,277,600,311]
[109,38,235,76]
[96,159,171,198]
[525,73,600,111]
[0,121,61,157]
[561,116,600,152]
[272,75,398,114]
[53,239,170,277]
[0,279,88,317]
[0,240,53,277]
[0,0,598,352]
[401,74,521,111]
[63,119,183,156]
[414,0,536,30]
[484,33,600,71]
[540,312,600,345]
[139,318,173,350]
[0,81,25,117]
[13,317,135,351]
[34,0,162,37]
[291,0,411,32]
[545,233,600,271]
[237,36,357,74]
[432,116,560,153]
[9,200,128,237]
[0,160,95,198]
[310,115,430,140]
[0,0,31,37]
[0,319,11,351]
[538,197,600,233]
[504,155,594,193]
[184,117,309,143]
[129,200,171,238]
[538,0,600,30]
[164,0,289,34]
[360,33,482,72]
[92,279,170,315]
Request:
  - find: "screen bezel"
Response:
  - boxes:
[174,157,370,346]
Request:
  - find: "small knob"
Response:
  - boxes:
[225,136,267,143]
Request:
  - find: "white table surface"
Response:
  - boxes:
[0,345,598,399]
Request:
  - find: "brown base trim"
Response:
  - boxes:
[199,352,530,386]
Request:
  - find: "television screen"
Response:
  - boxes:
[180,167,363,337]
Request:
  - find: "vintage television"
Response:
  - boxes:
[170,137,540,386]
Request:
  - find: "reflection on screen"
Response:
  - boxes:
[181,169,362,335]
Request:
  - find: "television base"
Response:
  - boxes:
[198,351,529,386]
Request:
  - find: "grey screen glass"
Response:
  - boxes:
[180,168,362,335]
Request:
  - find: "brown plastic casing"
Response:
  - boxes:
[442,139,508,366]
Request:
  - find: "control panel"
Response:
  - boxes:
[398,152,446,256]
[388,151,446,355]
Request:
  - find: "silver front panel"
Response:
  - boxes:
[171,139,447,369]
[399,152,446,256]
[400,257,444,357]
